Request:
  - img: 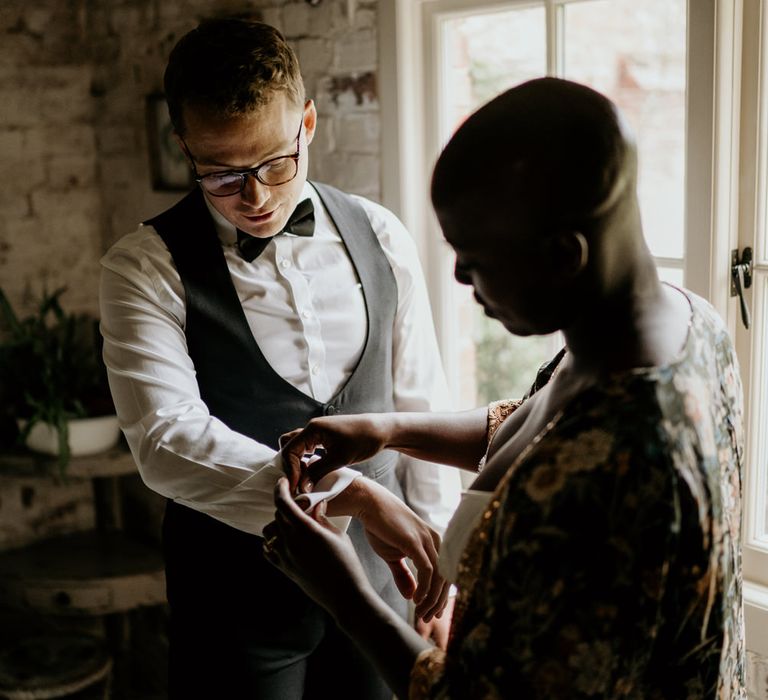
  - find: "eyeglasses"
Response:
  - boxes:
[182,119,303,197]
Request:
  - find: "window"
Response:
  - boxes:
[439,5,553,407]
[380,0,766,656]
[433,0,686,408]
[562,1,687,284]
[382,0,690,407]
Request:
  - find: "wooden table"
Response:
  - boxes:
[0,447,140,480]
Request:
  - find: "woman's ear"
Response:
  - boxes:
[548,230,588,280]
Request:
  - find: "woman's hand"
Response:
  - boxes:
[264,480,432,700]
[280,408,491,490]
[280,414,393,493]
[262,478,376,616]
[265,477,449,622]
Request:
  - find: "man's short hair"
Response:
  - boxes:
[164,17,306,135]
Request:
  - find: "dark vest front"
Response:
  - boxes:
[148,185,410,689]
[146,183,398,456]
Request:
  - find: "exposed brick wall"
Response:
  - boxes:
[1,2,100,316]
[0,0,381,316]
[0,0,381,546]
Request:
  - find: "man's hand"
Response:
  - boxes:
[279,414,393,493]
[336,477,449,622]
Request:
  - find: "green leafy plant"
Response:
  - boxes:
[473,312,557,405]
[0,287,114,472]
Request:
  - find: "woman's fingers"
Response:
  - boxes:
[279,429,322,492]
[278,428,303,449]
[262,520,279,543]
[310,500,342,534]
[280,416,383,492]
[280,436,343,494]
[274,477,314,523]
[273,479,343,539]
[265,479,326,578]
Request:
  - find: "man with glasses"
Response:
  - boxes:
[99,16,460,700]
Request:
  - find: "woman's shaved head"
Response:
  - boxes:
[431,77,637,239]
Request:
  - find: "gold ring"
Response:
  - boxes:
[264,534,278,550]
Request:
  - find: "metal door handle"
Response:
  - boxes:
[730,247,753,329]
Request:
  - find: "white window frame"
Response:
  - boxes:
[380,0,768,656]
[380,0,732,379]
[736,0,768,657]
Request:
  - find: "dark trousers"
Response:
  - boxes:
[162,500,404,699]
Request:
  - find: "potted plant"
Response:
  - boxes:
[0,287,119,473]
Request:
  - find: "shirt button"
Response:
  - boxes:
[279,258,291,269]
[324,404,337,416]
[311,364,320,375]
[301,310,311,319]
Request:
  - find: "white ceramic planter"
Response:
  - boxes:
[22,415,121,458]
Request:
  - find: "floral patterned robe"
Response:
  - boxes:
[411,290,745,699]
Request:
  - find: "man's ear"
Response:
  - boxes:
[548,230,589,280]
[303,99,318,146]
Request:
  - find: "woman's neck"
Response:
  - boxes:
[562,254,686,378]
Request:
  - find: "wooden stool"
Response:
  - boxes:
[0,633,112,699]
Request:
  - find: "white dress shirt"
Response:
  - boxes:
[99,182,461,537]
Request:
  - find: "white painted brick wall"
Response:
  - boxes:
[338,112,379,153]
[334,28,377,72]
[298,37,334,74]
[283,2,312,37]
[47,154,98,190]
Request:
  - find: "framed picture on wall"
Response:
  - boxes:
[145,92,194,191]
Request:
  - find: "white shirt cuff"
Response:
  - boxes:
[294,466,361,532]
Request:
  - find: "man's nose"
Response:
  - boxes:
[241,174,270,208]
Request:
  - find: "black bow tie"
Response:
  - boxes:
[236,198,315,262]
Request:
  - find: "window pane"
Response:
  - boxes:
[657,265,684,287]
[754,272,768,542]
[452,283,562,406]
[473,312,561,404]
[442,7,557,409]
[442,6,546,132]
[564,0,687,262]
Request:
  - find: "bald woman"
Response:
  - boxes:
[266,78,746,700]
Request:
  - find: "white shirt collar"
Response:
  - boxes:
[201,181,318,247]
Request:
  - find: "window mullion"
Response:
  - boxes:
[545,0,564,76]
